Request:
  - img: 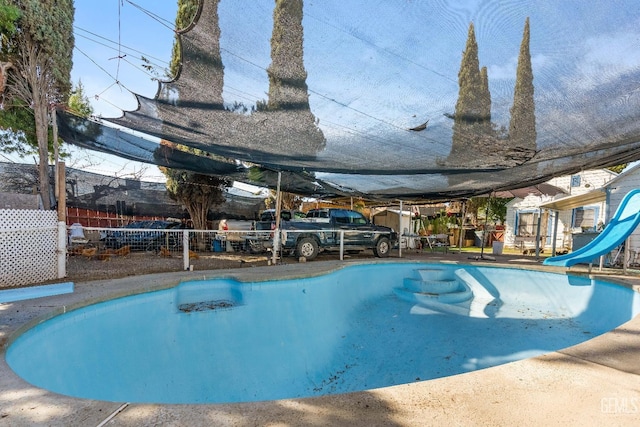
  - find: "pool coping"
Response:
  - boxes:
[1,257,639,426]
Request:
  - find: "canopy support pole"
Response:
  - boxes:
[469,193,495,261]
[551,209,559,256]
[535,208,542,260]
[624,236,630,275]
[480,200,488,258]
[458,200,466,254]
[271,171,282,266]
[398,200,403,258]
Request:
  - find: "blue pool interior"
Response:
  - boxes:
[0,282,74,303]
[6,263,640,404]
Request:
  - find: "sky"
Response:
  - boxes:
[62,0,180,182]
[6,0,640,191]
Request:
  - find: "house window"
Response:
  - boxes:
[515,210,539,236]
[572,206,599,231]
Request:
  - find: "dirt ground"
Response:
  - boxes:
[64,246,541,284]
[64,251,273,282]
[63,248,387,282]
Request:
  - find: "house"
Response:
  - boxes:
[504,169,618,250]
[602,163,640,252]
[537,164,640,261]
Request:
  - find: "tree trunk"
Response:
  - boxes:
[34,103,51,209]
[185,201,209,230]
[13,39,54,210]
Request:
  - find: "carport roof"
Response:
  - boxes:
[539,189,606,211]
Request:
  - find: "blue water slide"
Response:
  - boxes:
[543,189,640,267]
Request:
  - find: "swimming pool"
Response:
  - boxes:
[6,263,640,404]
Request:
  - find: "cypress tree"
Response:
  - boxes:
[509,17,536,154]
[169,0,201,78]
[450,22,490,161]
[267,0,310,110]
[161,0,228,230]
[479,66,492,133]
[454,23,484,123]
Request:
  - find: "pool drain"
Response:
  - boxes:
[178,300,235,312]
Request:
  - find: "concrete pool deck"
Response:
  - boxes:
[1,253,639,426]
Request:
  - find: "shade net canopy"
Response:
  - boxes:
[58,0,640,202]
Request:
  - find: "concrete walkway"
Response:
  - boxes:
[1,253,639,426]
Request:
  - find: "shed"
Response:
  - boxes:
[373,209,421,249]
[372,209,423,234]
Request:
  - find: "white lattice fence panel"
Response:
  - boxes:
[0,209,59,288]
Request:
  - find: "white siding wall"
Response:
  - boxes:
[605,165,640,252]
[547,169,617,197]
[551,202,607,250]
[504,194,556,247]
[504,169,617,249]
[504,199,518,247]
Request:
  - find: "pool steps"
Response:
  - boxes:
[394,267,496,317]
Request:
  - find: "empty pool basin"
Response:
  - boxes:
[6,263,640,404]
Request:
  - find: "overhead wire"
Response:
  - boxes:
[72,0,178,110]
[75,2,440,156]
[220,46,429,136]
[116,0,122,81]
[304,11,457,86]
[74,27,170,68]
[124,0,176,31]
[73,45,136,104]
[74,32,168,86]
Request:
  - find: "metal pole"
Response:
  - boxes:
[271,171,282,266]
[480,200,489,258]
[399,200,403,258]
[535,208,542,259]
[183,230,189,271]
[458,200,466,253]
[624,236,630,275]
[551,210,559,256]
[469,194,495,261]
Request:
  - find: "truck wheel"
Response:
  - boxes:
[296,237,319,260]
[373,237,391,258]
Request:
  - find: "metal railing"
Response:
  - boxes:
[68,226,276,270]
[67,226,400,270]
